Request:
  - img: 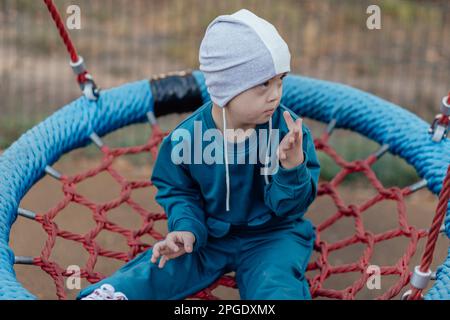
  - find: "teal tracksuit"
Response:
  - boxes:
[77,100,320,300]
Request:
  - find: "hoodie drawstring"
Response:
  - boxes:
[222,107,273,212]
[264,116,273,185]
[223,108,231,211]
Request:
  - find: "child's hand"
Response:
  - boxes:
[150,231,196,269]
[277,111,304,169]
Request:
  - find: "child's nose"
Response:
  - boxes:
[268,84,282,102]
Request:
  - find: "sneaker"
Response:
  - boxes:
[113,292,128,300]
[81,284,128,300]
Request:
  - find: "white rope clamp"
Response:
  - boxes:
[441,95,450,116]
[373,143,390,159]
[14,256,34,265]
[429,95,450,142]
[89,132,105,149]
[45,165,62,180]
[410,265,433,290]
[69,56,100,101]
[146,111,157,126]
[69,56,87,75]
[17,207,36,220]
[81,74,100,101]
[401,267,434,300]
[408,179,428,193]
[401,289,424,300]
[326,118,337,135]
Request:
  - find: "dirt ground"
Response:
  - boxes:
[8,154,449,300]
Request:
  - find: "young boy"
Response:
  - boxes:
[78,8,320,300]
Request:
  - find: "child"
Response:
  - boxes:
[78,8,320,300]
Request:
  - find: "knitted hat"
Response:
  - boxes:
[199,9,291,108]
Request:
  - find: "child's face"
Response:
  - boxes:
[226,73,288,125]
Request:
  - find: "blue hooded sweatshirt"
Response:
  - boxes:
[150,100,320,252]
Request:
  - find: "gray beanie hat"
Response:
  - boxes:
[199,9,291,107]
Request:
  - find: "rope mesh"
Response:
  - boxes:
[23,123,444,300]
[308,130,430,300]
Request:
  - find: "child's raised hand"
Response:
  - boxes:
[150,231,196,269]
[277,111,304,169]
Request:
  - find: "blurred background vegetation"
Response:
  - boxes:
[1,0,449,187]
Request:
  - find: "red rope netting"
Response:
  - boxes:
[19,123,446,300]
[309,131,446,300]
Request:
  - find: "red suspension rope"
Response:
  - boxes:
[43,0,79,63]
[43,0,98,99]
[409,165,450,299]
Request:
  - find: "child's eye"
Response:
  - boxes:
[260,81,270,88]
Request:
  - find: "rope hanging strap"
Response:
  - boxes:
[407,165,450,300]
[429,91,450,142]
[42,0,99,100]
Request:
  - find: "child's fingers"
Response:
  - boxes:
[282,135,295,151]
[182,235,194,253]
[283,112,303,141]
[151,241,163,263]
[292,119,302,139]
[165,235,180,253]
[278,146,287,160]
[158,255,169,269]
[184,244,193,253]
[283,111,296,131]
[279,131,303,161]
[159,247,175,256]
[292,129,299,142]
[278,142,290,160]
[296,119,303,136]
[173,233,192,253]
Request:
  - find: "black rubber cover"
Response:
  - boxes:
[150,70,204,117]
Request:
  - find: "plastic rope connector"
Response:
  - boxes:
[410,266,433,290]
[70,56,99,101]
[146,111,157,126]
[80,74,100,101]
[14,256,35,265]
[17,208,37,220]
[441,95,450,116]
[326,119,337,135]
[69,56,87,75]
[429,95,450,142]
[401,289,424,300]
[45,165,62,180]
[408,179,428,193]
[89,132,104,149]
